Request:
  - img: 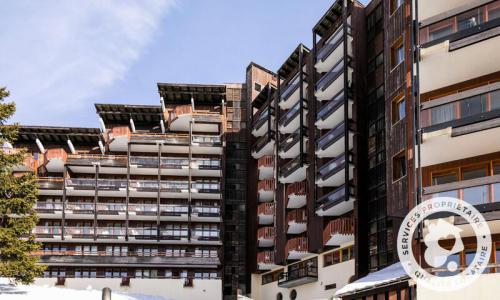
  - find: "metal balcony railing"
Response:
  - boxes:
[316,25,345,62]
[316,91,344,121]
[316,122,345,151]
[280,73,300,101]
[317,155,346,180]
[316,58,344,92]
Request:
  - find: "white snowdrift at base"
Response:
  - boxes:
[0,279,173,300]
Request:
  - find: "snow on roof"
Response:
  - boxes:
[0,279,173,300]
[335,262,410,297]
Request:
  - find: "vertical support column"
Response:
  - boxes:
[94,164,99,241]
[156,142,161,242]
[342,0,350,205]
[126,143,131,241]
[61,165,68,240]
[188,118,193,241]
[299,46,305,168]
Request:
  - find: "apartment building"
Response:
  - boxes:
[11,83,249,299]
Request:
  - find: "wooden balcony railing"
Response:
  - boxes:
[323,217,354,245]
[257,251,275,264]
[285,237,308,254]
[257,155,274,168]
[257,203,275,216]
[287,208,307,224]
[258,179,275,192]
[285,181,307,198]
[257,227,275,240]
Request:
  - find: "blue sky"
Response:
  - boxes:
[1,0,366,127]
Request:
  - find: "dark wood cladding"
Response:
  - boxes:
[387,5,405,44]
[387,63,406,96]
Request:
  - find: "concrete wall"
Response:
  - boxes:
[250,254,355,300]
[34,278,222,300]
[417,272,500,300]
[418,0,476,22]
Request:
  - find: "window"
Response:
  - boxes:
[392,97,406,124]
[290,290,297,300]
[276,293,283,300]
[393,151,407,181]
[391,43,404,68]
[324,246,354,267]
[262,269,283,285]
[255,83,262,92]
[432,172,458,185]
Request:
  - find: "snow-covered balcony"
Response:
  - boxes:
[315,58,352,102]
[257,155,274,180]
[315,91,352,130]
[315,122,353,158]
[251,132,275,159]
[278,155,308,184]
[287,208,307,234]
[323,217,355,247]
[315,25,353,73]
[257,179,275,203]
[285,237,310,260]
[278,101,308,134]
[278,130,308,159]
[316,155,353,187]
[286,181,307,209]
[316,185,354,217]
[257,227,275,247]
[257,203,275,225]
[257,251,278,271]
[279,73,308,110]
[44,148,67,173]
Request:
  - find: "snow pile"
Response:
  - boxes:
[335,262,409,297]
[0,279,173,300]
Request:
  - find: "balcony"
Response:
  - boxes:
[191,135,223,155]
[96,203,126,220]
[37,178,64,195]
[315,25,353,73]
[130,133,189,153]
[191,230,220,242]
[128,180,188,198]
[44,148,67,173]
[278,101,308,134]
[315,91,352,130]
[191,158,222,177]
[128,227,159,241]
[287,208,307,234]
[257,203,275,225]
[160,204,190,221]
[257,251,278,271]
[315,58,352,102]
[257,155,274,180]
[278,263,318,288]
[316,155,353,187]
[285,237,309,260]
[316,185,354,217]
[323,217,355,247]
[108,126,131,152]
[315,122,353,158]
[257,227,275,247]
[33,226,62,240]
[423,174,500,207]
[257,179,275,202]
[127,203,157,220]
[286,181,307,209]
[65,202,94,219]
[34,202,63,218]
[251,132,275,159]
[96,227,126,240]
[191,181,221,200]
[65,178,127,197]
[65,227,94,240]
[191,206,221,222]
[278,155,308,184]
[167,105,221,133]
[252,105,275,137]
[279,73,308,110]
[66,154,128,174]
[278,130,308,159]
[419,86,500,167]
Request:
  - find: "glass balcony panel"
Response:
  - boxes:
[318,155,345,178]
[494,183,500,202]
[162,181,189,190]
[316,59,344,91]
[281,73,300,101]
[66,178,95,188]
[316,26,344,62]
[462,185,489,205]
[316,91,344,121]
[316,122,345,150]
[318,186,346,207]
[279,101,302,126]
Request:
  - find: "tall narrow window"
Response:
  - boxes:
[391,42,404,68]
[393,151,407,181]
[392,96,406,124]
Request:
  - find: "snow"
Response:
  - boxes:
[335,262,409,297]
[0,279,173,300]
